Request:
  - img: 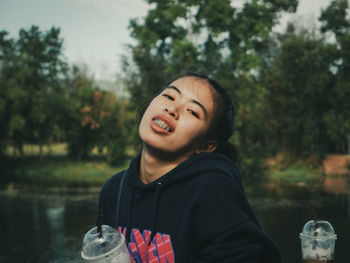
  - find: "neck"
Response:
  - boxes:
[139,145,193,184]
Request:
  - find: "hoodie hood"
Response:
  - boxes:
[125,152,241,190]
[122,152,243,245]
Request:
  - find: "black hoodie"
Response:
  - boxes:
[97,152,281,263]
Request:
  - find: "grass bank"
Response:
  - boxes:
[268,164,324,185]
[243,156,329,199]
[264,154,326,185]
[1,157,129,191]
[1,143,130,192]
[2,143,334,193]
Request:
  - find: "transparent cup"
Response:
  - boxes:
[81,225,131,263]
[299,220,337,262]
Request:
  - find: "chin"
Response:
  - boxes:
[143,140,197,161]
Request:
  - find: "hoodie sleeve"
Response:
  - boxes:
[196,222,281,263]
[191,171,281,263]
[96,171,124,228]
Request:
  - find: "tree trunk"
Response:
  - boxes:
[18,143,24,161]
[0,141,6,158]
[39,143,44,162]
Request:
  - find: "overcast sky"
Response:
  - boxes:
[0,0,336,81]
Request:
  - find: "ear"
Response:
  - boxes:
[196,140,217,154]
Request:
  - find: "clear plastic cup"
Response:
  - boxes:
[299,220,337,262]
[81,225,131,263]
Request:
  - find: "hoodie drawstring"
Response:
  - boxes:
[115,171,127,228]
[115,171,134,242]
[148,182,162,245]
[118,175,163,246]
[125,187,134,243]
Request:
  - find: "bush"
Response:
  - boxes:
[238,155,266,185]
[107,137,127,167]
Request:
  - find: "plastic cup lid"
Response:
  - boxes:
[81,225,125,259]
[299,220,337,240]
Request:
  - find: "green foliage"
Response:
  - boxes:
[269,165,323,184]
[320,0,349,37]
[57,65,132,163]
[61,67,97,159]
[263,30,338,157]
[0,26,67,159]
[123,0,298,103]
[4,158,126,187]
[259,0,350,158]
[1,25,132,164]
[166,40,199,76]
[107,137,127,167]
[2,0,350,186]
[319,0,350,152]
[103,99,129,166]
[122,0,299,179]
[0,26,132,163]
[119,0,349,180]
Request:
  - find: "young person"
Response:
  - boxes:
[97,72,281,263]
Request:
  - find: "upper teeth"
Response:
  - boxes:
[154,119,171,132]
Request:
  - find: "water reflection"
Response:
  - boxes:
[323,174,350,218]
[47,206,65,229]
[249,174,350,263]
[323,175,349,195]
[0,176,349,263]
[0,193,96,263]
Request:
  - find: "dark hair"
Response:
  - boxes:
[137,72,237,162]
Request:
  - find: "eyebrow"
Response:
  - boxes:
[165,85,208,118]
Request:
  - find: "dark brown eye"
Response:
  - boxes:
[163,94,174,101]
[188,109,199,118]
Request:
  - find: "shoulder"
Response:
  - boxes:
[189,170,258,244]
[99,170,127,199]
[178,152,244,199]
[184,152,242,182]
[191,170,245,210]
[187,154,259,226]
[97,170,127,227]
[193,161,243,197]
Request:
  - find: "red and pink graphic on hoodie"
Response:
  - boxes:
[118,227,175,263]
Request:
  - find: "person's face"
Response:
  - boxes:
[139,76,216,158]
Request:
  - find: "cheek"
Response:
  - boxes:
[138,108,151,136]
[181,120,208,141]
[140,100,157,122]
[138,100,159,136]
[142,98,159,117]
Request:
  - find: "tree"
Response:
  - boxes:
[61,65,100,160]
[0,31,16,157]
[102,98,129,166]
[319,0,350,154]
[122,0,298,178]
[263,25,338,158]
[61,65,130,163]
[123,0,298,102]
[0,26,67,160]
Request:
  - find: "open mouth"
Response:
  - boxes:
[152,118,173,133]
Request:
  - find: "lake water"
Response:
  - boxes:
[0,175,349,263]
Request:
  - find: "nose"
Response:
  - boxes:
[165,105,179,119]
